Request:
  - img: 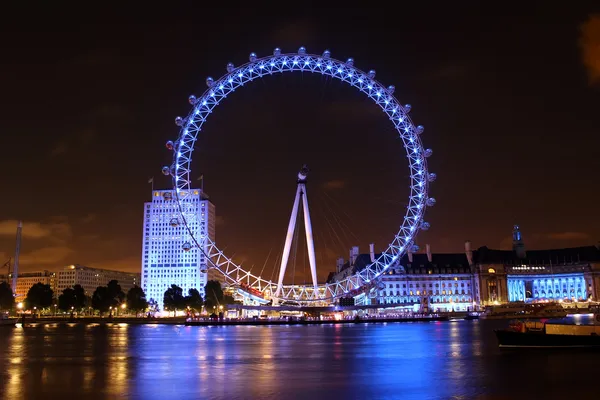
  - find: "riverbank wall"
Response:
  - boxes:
[6,315,451,327]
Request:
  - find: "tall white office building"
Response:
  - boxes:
[141,188,215,308]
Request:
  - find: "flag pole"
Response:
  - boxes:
[198,174,204,195]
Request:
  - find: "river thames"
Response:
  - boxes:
[0,319,595,399]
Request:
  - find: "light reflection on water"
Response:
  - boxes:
[0,320,597,399]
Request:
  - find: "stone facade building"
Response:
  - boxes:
[327,226,600,310]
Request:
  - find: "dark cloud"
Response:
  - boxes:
[81,213,97,224]
[0,218,74,268]
[579,14,600,86]
[19,245,74,265]
[1,5,599,283]
[324,100,383,120]
[500,231,592,251]
[47,103,126,158]
[424,61,474,82]
[269,19,318,45]
[89,255,140,272]
[49,142,69,157]
[322,180,346,190]
[68,48,119,68]
[545,232,590,241]
[0,219,70,240]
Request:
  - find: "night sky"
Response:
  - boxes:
[1,3,599,283]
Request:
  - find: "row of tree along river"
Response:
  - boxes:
[0,280,235,318]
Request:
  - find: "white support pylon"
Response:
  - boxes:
[274,165,319,298]
[274,185,302,297]
[301,186,319,291]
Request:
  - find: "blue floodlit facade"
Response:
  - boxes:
[507,274,587,302]
[471,226,599,306]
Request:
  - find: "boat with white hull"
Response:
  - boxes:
[495,314,600,349]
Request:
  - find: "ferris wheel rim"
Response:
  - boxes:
[167,48,435,302]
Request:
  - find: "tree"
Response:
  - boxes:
[204,280,230,313]
[0,282,14,311]
[185,288,203,313]
[58,288,76,311]
[163,284,185,315]
[73,284,88,310]
[91,286,111,314]
[25,282,54,310]
[223,294,236,305]
[92,281,125,315]
[126,285,148,317]
[107,280,125,307]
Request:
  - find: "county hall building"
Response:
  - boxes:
[327,226,600,311]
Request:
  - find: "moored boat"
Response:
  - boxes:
[464,312,480,320]
[494,314,600,349]
[482,302,567,320]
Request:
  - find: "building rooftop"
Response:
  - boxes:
[62,264,140,275]
[327,251,472,282]
[473,245,600,265]
[326,243,600,281]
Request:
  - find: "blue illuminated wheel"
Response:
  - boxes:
[164,47,436,303]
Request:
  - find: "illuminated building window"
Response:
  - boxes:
[141,188,215,308]
[488,268,496,274]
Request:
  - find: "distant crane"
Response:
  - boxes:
[1,257,10,273]
[1,258,12,290]
[11,221,22,295]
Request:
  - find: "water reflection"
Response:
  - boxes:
[0,320,598,399]
[4,326,24,399]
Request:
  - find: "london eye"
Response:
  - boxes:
[162,47,436,303]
